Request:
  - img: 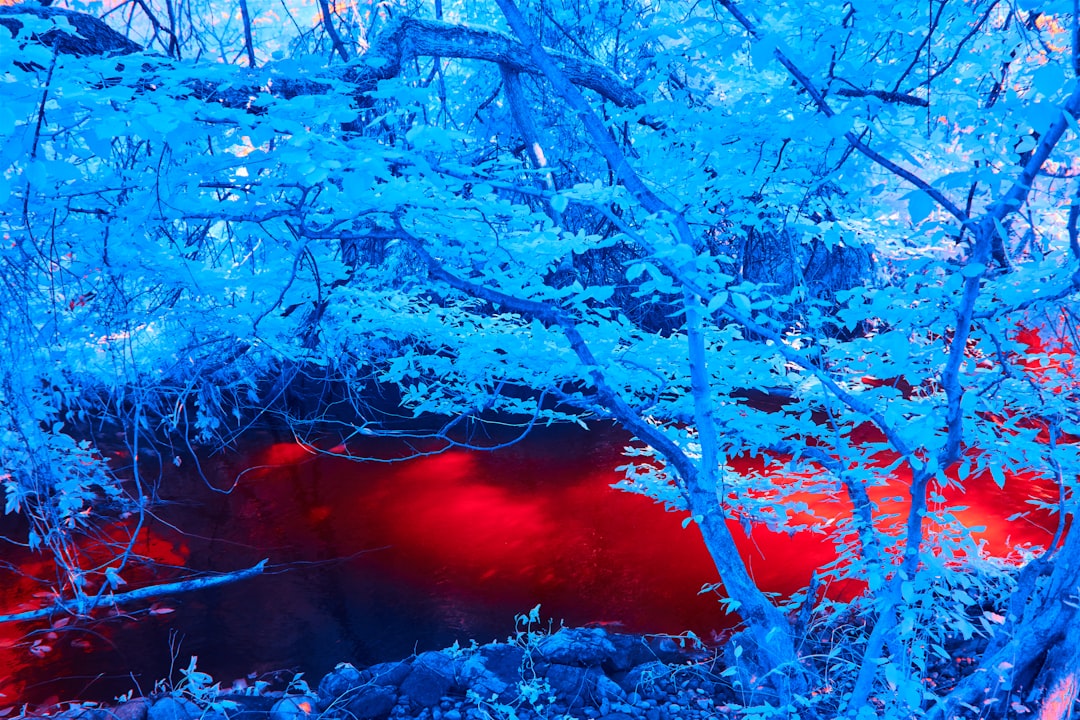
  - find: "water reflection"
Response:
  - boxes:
[0,424,1056,707]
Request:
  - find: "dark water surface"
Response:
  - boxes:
[0,424,1055,707]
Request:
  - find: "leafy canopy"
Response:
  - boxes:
[3,0,1080,715]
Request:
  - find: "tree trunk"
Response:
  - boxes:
[1034,621,1080,720]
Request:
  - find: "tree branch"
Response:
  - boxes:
[317,0,350,63]
[238,0,257,67]
[351,16,644,108]
[715,0,969,224]
[0,559,267,625]
[0,7,644,115]
[834,87,928,107]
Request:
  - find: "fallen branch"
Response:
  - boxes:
[347,16,644,107]
[0,7,644,111]
[0,559,268,625]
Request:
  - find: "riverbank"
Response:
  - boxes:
[20,626,736,720]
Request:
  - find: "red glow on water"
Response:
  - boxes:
[0,418,1061,709]
[241,441,321,479]
[242,431,1054,634]
[0,520,190,705]
[360,451,739,627]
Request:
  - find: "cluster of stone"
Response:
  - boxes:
[42,628,735,720]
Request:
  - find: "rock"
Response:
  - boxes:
[458,655,511,703]
[270,695,317,720]
[594,674,626,702]
[400,651,455,709]
[78,629,723,720]
[208,695,277,719]
[318,663,364,706]
[106,698,150,720]
[604,634,653,673]
[477,643,524,683]
[674,665,718,698]
[617,661,671,697]
[456,642,525,703]
[537,628,616,666]
[56,707,107,720]
[365,661,411,688]
[344,686,397,720]
[644,635,705,665]
[542,664,603,708]
[148,698,200,720]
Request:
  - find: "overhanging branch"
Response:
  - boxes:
[0,7,644,112]
[834,87,928,107]
[348,16,645,108]
[0,559,267,625]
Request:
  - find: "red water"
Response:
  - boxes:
[0,424,1058,709]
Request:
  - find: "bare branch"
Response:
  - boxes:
[0,560,267,625]
[715,0,969,224]
[352,16,645,108]
[834,87,928,107]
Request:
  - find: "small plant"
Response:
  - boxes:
[469,605,560,720]
[176,656,217,701]
[154,656,239,716]
[285,673,311,696]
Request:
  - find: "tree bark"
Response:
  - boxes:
[492,0,805,702]
[1034,620,1080,720]
[317,0,350,63]
[238,0,257,67]
[0,6,645,123]
[351,16,644,108]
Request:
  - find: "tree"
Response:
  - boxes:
[2,0,1080,716]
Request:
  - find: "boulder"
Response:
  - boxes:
[542,664,605,708]
[644,635,706,665]
[593,674,626,703]
[343,686,397,720]
[458,654,512,703]
[363,661,411,688]
[208,695,276,720]
[477,643,524,684]
[56,707,107,720]
[536,628,616,666]
[269,695,317,720]
[193,710,228,720]
[400,651,455,708]
[318,663,364,707]
[106,698,150,720]
[617,661,672,698]
[147,698,200,720]
[603,634,653,672]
